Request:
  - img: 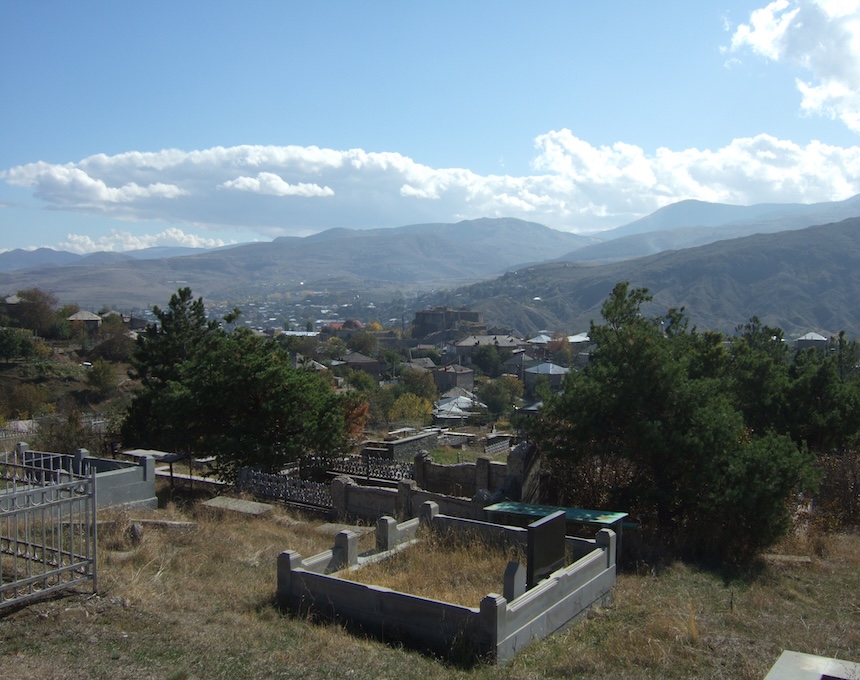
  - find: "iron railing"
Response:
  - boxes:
[0,447,98,610]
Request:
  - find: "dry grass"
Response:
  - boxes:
[0,495,858,679]
[341,527,525,606]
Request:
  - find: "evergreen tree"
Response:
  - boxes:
[531,282,819,562]
[122,289,359,480]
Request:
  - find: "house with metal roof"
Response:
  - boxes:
[524,362,569,396]
[795,331,828,351]
[68,310,103,334]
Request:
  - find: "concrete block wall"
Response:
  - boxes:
[76,449,158,510]
[330,476,489,522]
[13,444,157,510]
[276,501,617,664]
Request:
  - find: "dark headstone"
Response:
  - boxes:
[526,510,566,589]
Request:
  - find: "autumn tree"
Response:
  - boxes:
[388,392,432,427]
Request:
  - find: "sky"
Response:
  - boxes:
[3,0,860,254]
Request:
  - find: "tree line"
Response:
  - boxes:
[9,283,857,563]
[523,282,860,562]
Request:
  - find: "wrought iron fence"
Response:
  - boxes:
[0,447,98,611]
[325,455,414,482]
[236,468,332,509]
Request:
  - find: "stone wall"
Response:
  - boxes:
[412,453,509,497]
[330,476,489,522]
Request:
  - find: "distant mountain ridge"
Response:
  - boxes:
[0,218,593,308]
[425,217,860,337]
[0,245,211,273]
[2,201,860,336]
[566,194,860,262]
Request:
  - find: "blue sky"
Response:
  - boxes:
[2,0,860,253]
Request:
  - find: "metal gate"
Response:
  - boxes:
[0,446,98,610]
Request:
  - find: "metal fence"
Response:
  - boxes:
[236,468,332,510]
[0,447,98,611]
[324,455,414,482]
[484,440,512,457]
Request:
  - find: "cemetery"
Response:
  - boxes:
[276,500,618,663]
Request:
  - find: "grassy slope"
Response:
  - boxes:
[1,497,857,680]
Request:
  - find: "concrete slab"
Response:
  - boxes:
[316,522,374,536]
[202,496,273,518]
[764,650,860,679]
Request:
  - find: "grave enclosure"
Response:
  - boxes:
[1,442,156,610]
[277,501,617,664]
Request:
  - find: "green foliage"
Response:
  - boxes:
[379,349,404,379]
[0,327,34,363]
[471,344,511,377]
[786,343,860,451]
[129,287,219,388]
[90,314,135,361]
[86,359,116,396]
[346,331,378,356]
[122,289,355,481]
[388,392,432,426]
[345,368,377,392]
[531,282,820,562]
[320,336,348,360]
[397,368,437,402]
[276,333,320,359]
[477,376,523,419]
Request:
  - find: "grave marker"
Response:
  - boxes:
[526,510,566,588]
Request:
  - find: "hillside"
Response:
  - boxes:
[421,217,860,337]
[0,218,593,309]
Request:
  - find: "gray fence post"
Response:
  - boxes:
[419,500,439,525]
[396,479,415,519]
[333,530,359,570]
[479,593,506,660]
[277,550,303,607]
[330,476,350,520]
[74,448,89,475]
[596,529,617,569]
[376,516,398,551]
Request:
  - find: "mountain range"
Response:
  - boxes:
[425,217,860,337]
[2,196,860,337]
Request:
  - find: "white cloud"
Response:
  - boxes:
[731,0,860,132]
[57,228,229,254]
[221,172,334,197]
[3,135,860,249]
